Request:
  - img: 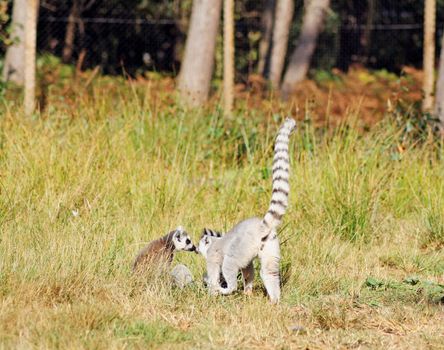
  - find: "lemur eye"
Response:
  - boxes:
[185,238,191,245]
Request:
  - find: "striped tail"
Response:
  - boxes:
[262,118,296,234]
[201,228,223,238]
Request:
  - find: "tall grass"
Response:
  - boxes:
[0,81,443,349]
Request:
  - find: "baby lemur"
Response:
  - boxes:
[132,226,196,272]
[198,229,229,289]
[199,118,296,303]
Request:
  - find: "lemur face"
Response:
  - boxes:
[172,226,196,252]
[197,235,213,258]
[197,228,222,258]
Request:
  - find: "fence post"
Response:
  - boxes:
[422,0,436,112]
[223,0,234,116]
[434,33,444,130]
[24,0,39,116]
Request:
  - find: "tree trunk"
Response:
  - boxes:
[178,0,223,107]
[281,0,330,100]
[2,0,27,84]
[434,33,444,129]
[24,0,39,115]
[173,1,190,67]
[62,0,80,63]
[268,0,294,89]
[257,0,275,77]
[223,0,234,115]
[75,15,86,72]
[422,0,436,112]
[360,0,375,64]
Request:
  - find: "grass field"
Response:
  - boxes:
[0,79,443,349]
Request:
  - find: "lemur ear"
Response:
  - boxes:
[176,225,184,232]
[173,230,182,242]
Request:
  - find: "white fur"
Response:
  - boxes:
[198,229,254,294]
[202,118,296,303]
[197,234,219,258]
[172,226,196,252]
[205,218,280,302]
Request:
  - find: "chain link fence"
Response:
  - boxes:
[25,1,444,78]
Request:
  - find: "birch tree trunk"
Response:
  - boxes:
[2,0,27,84]
[281,0,330,100]
[422,0,436,112]
[24,0,39,116]
[223,0,234,115]
[434,33,444,129]
[178,0,222,107]
[268,0,294,88]
[257,0,275,77]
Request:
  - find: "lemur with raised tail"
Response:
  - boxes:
[132,226,196,272]
[200,118,296,303]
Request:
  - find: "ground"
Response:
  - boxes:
[0,68,443,349]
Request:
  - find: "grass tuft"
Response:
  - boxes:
[0,79,443,348]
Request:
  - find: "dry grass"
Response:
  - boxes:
[0,77,443,349]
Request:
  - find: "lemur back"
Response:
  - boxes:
[132,226,196,272]
[203,118,296,303]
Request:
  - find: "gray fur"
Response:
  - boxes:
[201,118,296,303]
[132,226,196,272]
[171,264,194,288]
[202,228,222,238]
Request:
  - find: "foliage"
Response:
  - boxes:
[16,0,441,78]
[0,0,11,47]
[0,77,443,348]
[363,276,444,304]
[0,0,12,103]
[387,83,442,147]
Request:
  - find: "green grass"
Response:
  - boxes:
[0,80,443,349]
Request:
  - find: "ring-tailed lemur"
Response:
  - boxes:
[198,228,253,293]
[197,228,222,259]
[132,226,196,272]
[202,118,296,303]
[199,228,253,291]
[198,228,230,290]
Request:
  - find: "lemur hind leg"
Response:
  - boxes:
[241,262,254,295]
[219,256,240,295]
[259,234,281,303]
